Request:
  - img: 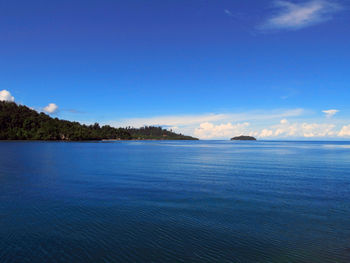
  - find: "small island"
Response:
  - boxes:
[231,135,257,141]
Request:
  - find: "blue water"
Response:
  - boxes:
[0,141,350,262]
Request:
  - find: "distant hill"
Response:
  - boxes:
[231,135,256,141]
[0,101,198,141]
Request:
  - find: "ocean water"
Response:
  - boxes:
[0,140,350,263]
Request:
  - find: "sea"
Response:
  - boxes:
[0,140,349,262]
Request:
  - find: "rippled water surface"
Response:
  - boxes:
[1,141,350,262]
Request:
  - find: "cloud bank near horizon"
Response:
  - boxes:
[2,89,349,140]
[108,109,350,140]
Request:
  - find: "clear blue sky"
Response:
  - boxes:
[1,0,349,139]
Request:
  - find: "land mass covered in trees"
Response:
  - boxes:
[0,101,198,141]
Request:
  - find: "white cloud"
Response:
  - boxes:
[338,125,350,137]
[322,109,339,118]
[194,122,251,139]
[261,0,341,30]
[260,129,274,137]
[43,103,58,114]
[258,121,336,138]
[280,118,288,124]
[0,90,15,102]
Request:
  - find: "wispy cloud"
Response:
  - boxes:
[322,109,339,118]
[109,109,304,129]
[112,113,227,128]
[64,109,85,114]
[260,0,341,31]
[224,9,233,17]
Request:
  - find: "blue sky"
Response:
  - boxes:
[1,0,349,139]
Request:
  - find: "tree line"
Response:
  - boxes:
[0,101,197,141]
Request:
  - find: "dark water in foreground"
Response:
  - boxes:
[0,141,350,263]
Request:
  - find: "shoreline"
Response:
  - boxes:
[0,139,199,142]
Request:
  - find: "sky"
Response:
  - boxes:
[0,0,349,139]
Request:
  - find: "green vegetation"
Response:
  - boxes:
[125,126,196,140]
[0,101,198,141]
[231,135,256,141]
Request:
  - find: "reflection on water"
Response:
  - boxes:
[0,140,350,263]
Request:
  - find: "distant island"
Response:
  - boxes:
[0,101,198,141]
[231,135,257,141]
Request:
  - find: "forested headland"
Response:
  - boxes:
[0,101,198,141]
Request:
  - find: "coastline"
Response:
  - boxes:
[0,138,199,142]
